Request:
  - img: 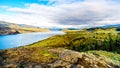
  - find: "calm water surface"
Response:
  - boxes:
[0,31,65,50]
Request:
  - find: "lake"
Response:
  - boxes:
[0,31,65,50]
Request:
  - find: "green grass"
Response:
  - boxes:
[0,28,120,67]
[87,50,120,66]
[0,47,59,64]
[28,29,120,53]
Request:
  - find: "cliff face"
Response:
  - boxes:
[0,21,50,35]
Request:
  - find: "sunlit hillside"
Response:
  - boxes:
[0,21,50,35]
[0,28,120,68]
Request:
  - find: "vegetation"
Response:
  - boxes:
[0,47,60,67]
[29,28,120,53]
[0,28,120,67]
[87,50,120,66]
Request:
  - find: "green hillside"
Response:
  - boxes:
[0,28,120,68]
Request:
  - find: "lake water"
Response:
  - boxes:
[0,31,65,50]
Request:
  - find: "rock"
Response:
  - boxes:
[51,49,115,68]
[76,64,84,68]
[0,49,118,68]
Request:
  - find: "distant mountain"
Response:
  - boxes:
[0,21,50,35]
[47,27,80,31]
[49,27,63,31]
[18,24,40,28]
[87,24,120,31]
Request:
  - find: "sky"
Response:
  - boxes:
[0,0,120,28]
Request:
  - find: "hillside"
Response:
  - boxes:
[87,24,120,31]
[0,29,120,68]
[0,21,50,35]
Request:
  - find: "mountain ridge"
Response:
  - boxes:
[87,24,120,31]
[0,21,50,35]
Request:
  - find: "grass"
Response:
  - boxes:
[0,47,59,64]
[28,28,120,53]
[0,28,120,67]
[87,50,120,66]
[26,28,120,66]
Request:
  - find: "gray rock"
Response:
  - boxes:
[51,49,114,68]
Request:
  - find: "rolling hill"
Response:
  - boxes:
[0,21,50,35]
[87,24,120,31]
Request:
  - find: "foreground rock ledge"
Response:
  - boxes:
[0,49,118,68]
[51,50,116,68]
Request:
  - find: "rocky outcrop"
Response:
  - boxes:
[51,50,116,68]
[0,48,119,68]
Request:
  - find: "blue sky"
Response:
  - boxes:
[0,0,120,28]
[0,0,49,7]
[0,0,83,8]
[0,0,26,7]
[0,0,49,14]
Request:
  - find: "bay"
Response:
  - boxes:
[0,31,65,50]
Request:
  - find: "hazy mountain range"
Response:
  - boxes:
[0,21,50,35]
[87,24,120,31]
[0,21,120,35]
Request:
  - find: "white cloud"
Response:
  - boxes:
[0,5,9,9]
[0,0,120,28]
